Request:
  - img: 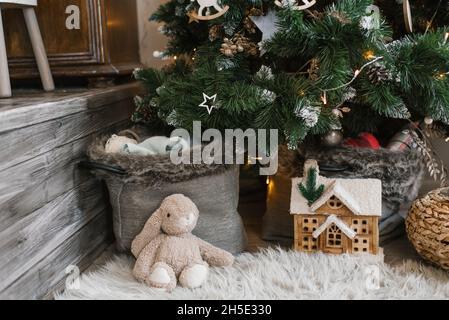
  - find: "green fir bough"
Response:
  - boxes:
[299,168,325,206]
[134,0,449,147]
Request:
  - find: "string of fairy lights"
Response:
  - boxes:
[319,55,384,106]
[317,30,449,142]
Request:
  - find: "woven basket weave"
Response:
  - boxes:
[406,188,449,270]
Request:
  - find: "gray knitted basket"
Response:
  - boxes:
[86,135,247,254]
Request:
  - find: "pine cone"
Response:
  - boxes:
[367,64,391,84]
[220,38,237,57]
[329,11,351,25]
[306,9,325,20]
[306,10,351,25]
[220,34,259,57]
[308,58,320,81]
[209,25,223,41]
[246,43,259,56]
[248,7,263,16]
[243,17,256,34]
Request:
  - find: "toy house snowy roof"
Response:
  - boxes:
[290,175,382,217]
[310,180,361,214]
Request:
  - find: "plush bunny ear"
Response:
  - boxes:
[131,208,163,258]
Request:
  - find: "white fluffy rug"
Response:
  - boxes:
[57,248,449,300]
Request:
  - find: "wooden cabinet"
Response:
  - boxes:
[3,0,141,85]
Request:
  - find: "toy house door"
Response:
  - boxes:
[324,224,345,254]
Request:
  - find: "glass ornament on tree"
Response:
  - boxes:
[321,129,344,148]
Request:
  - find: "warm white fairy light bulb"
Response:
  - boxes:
[424,117,434,125]
[153,50,165,59]
[321,92,328,105]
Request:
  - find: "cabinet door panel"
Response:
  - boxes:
[4,0,103,65]
[105,0,139,64]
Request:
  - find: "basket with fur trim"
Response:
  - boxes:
[406,188,449,270]
[84,130,247,254]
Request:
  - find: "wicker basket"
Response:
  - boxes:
[406,188,449,270]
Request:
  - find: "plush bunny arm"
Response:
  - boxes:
[123,143,157,156]
[195,236,234,267]
[131,209,162,258]
[133,236,163,282]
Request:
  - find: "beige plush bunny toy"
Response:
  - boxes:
[131,194,235,291]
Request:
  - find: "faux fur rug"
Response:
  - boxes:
[57,248,449,300]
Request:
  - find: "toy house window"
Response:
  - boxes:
[302,218,319,233]
[302,236,318,251]
[327,196,343,210]
[353,236,370,253]
[352,219,369,234]
[326,224,342,248]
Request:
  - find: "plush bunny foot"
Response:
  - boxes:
[179,263,209,289]
[146,262,177,292]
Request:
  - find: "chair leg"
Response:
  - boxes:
[0,8,11,98]
[23,7,54,92]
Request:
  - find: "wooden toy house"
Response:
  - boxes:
[290,160,381,255]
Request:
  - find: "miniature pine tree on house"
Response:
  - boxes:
[134,0,449,148]
[298,167,325,206]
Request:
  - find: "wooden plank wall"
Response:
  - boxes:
[0,83,140,299]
